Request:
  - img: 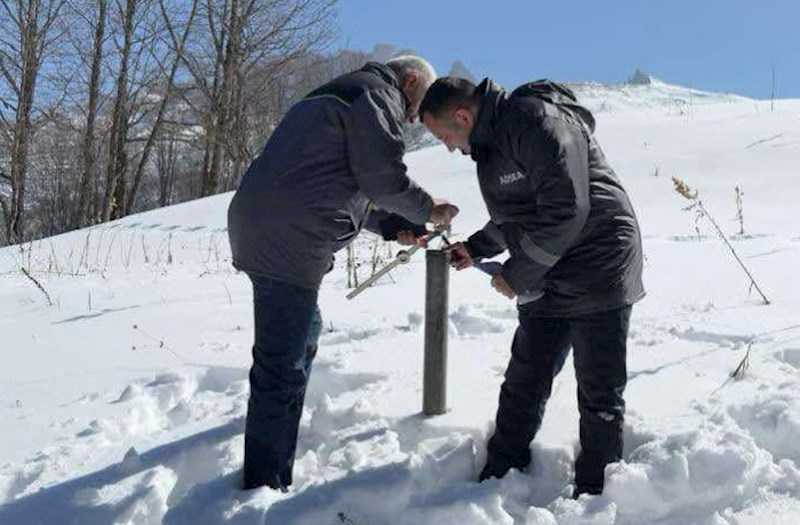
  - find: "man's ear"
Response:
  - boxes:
[404,72,420,91]
[454,108,473,127]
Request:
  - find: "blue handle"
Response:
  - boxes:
[473,260,502,276]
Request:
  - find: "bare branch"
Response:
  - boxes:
[0,55,21,97]
[127,0,199,213]
[0,1,23,29]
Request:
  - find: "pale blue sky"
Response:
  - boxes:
[337,0,799,99]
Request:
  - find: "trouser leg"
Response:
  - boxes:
[570,306,632,495]
[243,275,319,490]
[482,313,572,480]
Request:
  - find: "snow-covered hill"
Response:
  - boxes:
[569,70,751,114]
[2,90,800,524]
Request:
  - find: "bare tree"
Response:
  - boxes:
[74,0,108,228]
[123,0,198,215]
[173,0,337,198]
[0,0,375,247]
[155,124,178,206]
[100,0,137,221]
[0,0,68,244]
[94,0,189,221]
[27,112,77,238]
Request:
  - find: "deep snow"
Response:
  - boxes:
[1,83,800,524]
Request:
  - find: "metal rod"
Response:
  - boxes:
[346,231,443,301]
[423,249,449,415]
[346,256,406,300]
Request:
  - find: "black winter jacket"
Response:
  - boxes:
[465,78,645,316]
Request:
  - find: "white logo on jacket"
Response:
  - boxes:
[499,171,525,185]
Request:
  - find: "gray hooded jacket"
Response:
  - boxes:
[228,63,433,290]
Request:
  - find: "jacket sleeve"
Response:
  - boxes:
[500,115,591,296]
[465,220,507,260]
[363,208,427,240]
[362,207,388,236]
[345,88,433,225]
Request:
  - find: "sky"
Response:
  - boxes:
[337,0,800,99]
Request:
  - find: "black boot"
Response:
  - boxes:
[242,471,289,493]
[478,451,529,482]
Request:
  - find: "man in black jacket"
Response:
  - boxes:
[420,77,644,496]
[228,57,458,491]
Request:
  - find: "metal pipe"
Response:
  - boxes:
[423,249,449,415]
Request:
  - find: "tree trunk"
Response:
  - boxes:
[199,0,243,198]
[4,2,42,244]
[101,0,136,222]
[76,0,107,228]
[156,130,177,207]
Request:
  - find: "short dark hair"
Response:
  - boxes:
[419,77,479,121]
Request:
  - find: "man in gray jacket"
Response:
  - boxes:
[420,77,644,496]
[228,56,457,491]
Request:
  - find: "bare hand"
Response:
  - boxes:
[446,242,473,271]
[396,230,429,247]
[491,274,516,299]
[429,197,459,230]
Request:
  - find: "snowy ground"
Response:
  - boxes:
[1,90,800,524]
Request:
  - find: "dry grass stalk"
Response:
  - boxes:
[672,176,770,305]
[21,267,53,306]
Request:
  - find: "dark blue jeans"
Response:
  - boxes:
[243,274,322,490]
[483,306,631,495]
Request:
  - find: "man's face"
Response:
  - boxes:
[402,72,431,123]
[422,109,474,154]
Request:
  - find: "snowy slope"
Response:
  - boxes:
[2,93,800,525]
[570,75,751,114]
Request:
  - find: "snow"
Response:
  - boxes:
[2,91,800,524]
[569,76,751,115]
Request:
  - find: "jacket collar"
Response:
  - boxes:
[361,61,411,110]
[468,78,506,160]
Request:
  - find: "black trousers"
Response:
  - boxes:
[485,305,631,495]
